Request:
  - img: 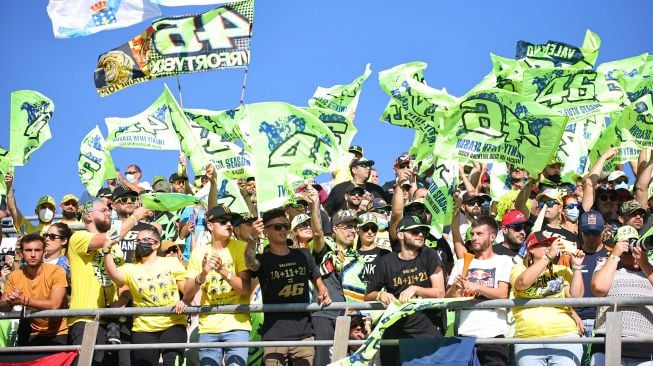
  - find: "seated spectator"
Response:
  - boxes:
[511,232,586,366]
[324,157,389,216]
[0,233,68,346]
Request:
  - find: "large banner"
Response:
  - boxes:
[424,159,458,239]
[47,0,161,39]
[9,90,55,166]
[308,63,371,122]
[94,0,254,96]
[588,122,640,173]
[78,126,118,196]
[184,108,244,143]
[515,29,601,69]
[441,89,568,177]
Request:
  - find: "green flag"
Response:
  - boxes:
[615,76,653,148]
[0,147,11,196]
[441,88,568,177]
[308,63,372,122]
[379,62,458,162]
[423,159,458,238]
[596,54,653,107]
[105,87,183,151]
[184,107,244,143]
[242,102,344,212]
[140,192,206,211]
[303,107,357,152]
[515,29,601,69]
[588,121,640,173]
[215,177,250,213]
[470,54,524,94]
[78,126,118,197]
[9,90,54,166]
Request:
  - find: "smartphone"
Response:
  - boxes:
[108,226,120,241]
[190,212,196,225]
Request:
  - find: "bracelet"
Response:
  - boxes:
[226,272,233,281]
[609,254,621,263]
[194,275,205,286]
[544,253,553,262]
[102,247,112,254]
[571,265,585,271]
[375,289,384,301]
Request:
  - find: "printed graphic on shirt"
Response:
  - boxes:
[92,250,123,287]
[525,272,564,298]
[134,270,180,305]
[467,267,496,288]
[391,266,429,287]
[202,257,240,304]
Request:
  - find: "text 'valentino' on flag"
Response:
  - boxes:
[94,0,254,96]
[47,0,162,39]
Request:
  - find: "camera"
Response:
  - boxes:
[630,236,653,252]
[106,322,121,344]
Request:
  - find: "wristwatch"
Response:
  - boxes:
[102,247,112,254]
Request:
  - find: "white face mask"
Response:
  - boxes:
[566,207,580,222]
[125,173,136,183]
[614,182,629,191]
[38,208,54,223]
[376,217,389,230]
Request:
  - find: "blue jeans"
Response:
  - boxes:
[199,330,249,366]
[581,319,595,366]
[514,335,583,366]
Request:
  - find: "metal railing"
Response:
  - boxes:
[1,297,651,366]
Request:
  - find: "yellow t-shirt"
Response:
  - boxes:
[510,263,578,338]
[67,230,124,325]
[14,216,49,235]
[118,257,187,332]
[185,239,251,334]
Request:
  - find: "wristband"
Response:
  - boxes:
[544,253,553,262]
[194,276,205,286]
[571,265,585,271]
[375,289,384,301]
[609,254,620,263]
[226,272,233,281]
[102,247,112,255]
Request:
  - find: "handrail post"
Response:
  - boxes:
[77,319,100,366]
[604,311,622,366]
[331,316,351,362]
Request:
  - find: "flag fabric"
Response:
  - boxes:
[423,159,458,238]
[184,108,244,143]
[94,0,254,96]
[303,107,357,153]
[215,177,250,213]
[0,147,11,198]
[78,126,118,196]
[588,122,640,173]
[308,63,372,122]
[441,88,568,177]
[9,90,55,166]
[150,0,232,5]
[515,29,601,69]
[470,54,524,94]
[615,76,653,148]
[242,102,344,212]
[378,62,458,162]
[105,87,182,151]
[47,0,161,39]
[140,192,206,211]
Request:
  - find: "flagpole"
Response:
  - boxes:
[239,65,249,106]
[176,75,184,108]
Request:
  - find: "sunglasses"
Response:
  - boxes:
[537,200,558,208]
[359,224,378,233]
[348,192,364,197]
[125,171,138,174]
[582,230,602,237]
[598,194,616,202]
[465,199,484,207]
[211,217,233,225]
[266,223,290,231]
[172,179,186,185]
[507,223,528,232]
[115,196,137,203]
[396,163,410,169]
[136,238,159,245]
[165,246,179,254]
[406,228,429,237]
[565,203,580,210]
[43,233,64,241]
[296,222,311,230]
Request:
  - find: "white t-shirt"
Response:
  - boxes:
[448,253,514,338]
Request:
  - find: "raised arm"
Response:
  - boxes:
[103,249,125,287]
[583,147,619,212]
[304,187,325,254]
[206,163,218,210]
[451,192,467,260]
[4,172,25,231]
[634,149,653,207]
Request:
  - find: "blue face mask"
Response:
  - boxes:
[125,173,136,183]
[614,182,629,191]
[566,207,580,222]
[376,217,388,230]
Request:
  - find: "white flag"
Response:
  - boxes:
[149,0,233,5]
[47,0,161,39]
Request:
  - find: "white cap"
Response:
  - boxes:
[607,170,627,182]
[290,213,311,231]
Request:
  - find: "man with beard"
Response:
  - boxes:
[4,172,55,235]
[505,164,529,191]
[447,215,512,366]
[344,186,365,213]
[366,215,446,366]
[59,194,82,226]
[324,158,389,216]
[68,199,129,366]
[495,210,529,259]
[110,186,155,263]
[617,200,647,232]
[538,161,575,195]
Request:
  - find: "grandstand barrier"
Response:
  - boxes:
[0,297,652,366]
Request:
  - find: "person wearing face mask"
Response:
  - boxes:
[561,194,580,235]
[103,227,187,366]
[366,198,392,251]
[117,164,152,194]
[4,171,56,235]
[606,170,630,191]
[538,161,576,194]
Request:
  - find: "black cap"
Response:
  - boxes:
[398,215,435,240]
[96,187,113,198]
[112,186,138,200]
[350,157,375,169]
[349,145,364,156]
[168,173,188,183]
[205,205,233,222]
[347,186,365,195]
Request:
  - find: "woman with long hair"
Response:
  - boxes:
[43,222,72,282]
[510,231,586,366]
[560,194,580,235]
[104,227,187,366]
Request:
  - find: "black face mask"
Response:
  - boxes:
[135,243,155,260]
[548,174,562,183]
[62,211,77,219]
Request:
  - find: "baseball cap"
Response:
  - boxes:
[290,213,311,231]
[618,199,646,216]
[349,145,364,156]
[232,212,256,226]
[614,225,639,243]
[205,204,233,222]
[462,192,491,204]
[37,195,55,208]
[331,210,359,226]
[394,153,411,167]
[368,198,391,211]
[169,173,188,183]
[607,170,627,182]
[535,188,562,203]
[350,157,375,169]
[96,188,113,198]
[398,215,435,240]
[160,240,179,253]
[502,210,527,227]
[347,186,365,196]
[112,186,138,200]
[152,179,172,193]
[357,213,379,227]
[580,210,604,232]
[525,231,557,250]
[404,198,426,209]
[61,194,79,204]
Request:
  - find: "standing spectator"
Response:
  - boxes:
[324,158,389,216]
[246,207,330,366]
[616,200,647,232]
[183,205,253,366]
[104,227,187,366]
[356,213,390,285]
[370,168,380,185]
[366,198,392,251]
[560,194,580,235]
[5,172,55,234]
[111,186,155,263]
[539,161,575,195]
[365,215,446,366]
[43,222,72,281]
[59,194,82,226]
[382,153,413,197]
[68,199,127,366]
[117,164,152,193]
[495,210,529,259]
[606,170,629,191]
[0,233,68,346]
[534,189,578,244]
[590,233,653,364]
[510,232,586,366]
[447,216,512,366]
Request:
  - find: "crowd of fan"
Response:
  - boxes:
[0,145,652,366]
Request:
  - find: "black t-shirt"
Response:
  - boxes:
[358,246,391,284]
[324,181,390,216]
[118,221,154,263]
[252,248,319,340]
[574,246,608,320]
[366,247,443,338]
[493,243,520,258]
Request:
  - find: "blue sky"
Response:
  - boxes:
[2,0,652,214]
